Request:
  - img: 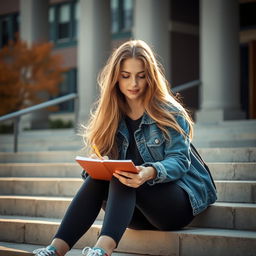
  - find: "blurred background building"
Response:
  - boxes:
[0,0,255,127]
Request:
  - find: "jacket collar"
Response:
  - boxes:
[140,112,156,125]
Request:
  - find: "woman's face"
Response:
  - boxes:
[118,58,147,105]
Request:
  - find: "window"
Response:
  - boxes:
[111,0,133,39]
[58,69,77,112]
[0,13,19,48]
[49,0,79,47]
[58,4,70,40]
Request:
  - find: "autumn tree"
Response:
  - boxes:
[0,39,67,116]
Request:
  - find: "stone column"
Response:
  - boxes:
[133,0,171,81]
[77,0,111,124]
[196,0,245,123]
[19,0,49,129]
[20,0,48,45]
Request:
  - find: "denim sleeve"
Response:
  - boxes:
[144,114,191,185]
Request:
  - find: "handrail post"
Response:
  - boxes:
[14,116,20,153]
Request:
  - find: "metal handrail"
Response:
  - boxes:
[0,93,78,152]
[172,80,201,93]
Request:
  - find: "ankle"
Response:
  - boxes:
[95,235,116,255]
[50,238,70,256]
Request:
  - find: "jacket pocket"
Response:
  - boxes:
[146,133,165,160]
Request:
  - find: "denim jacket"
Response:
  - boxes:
[116,108,217,216]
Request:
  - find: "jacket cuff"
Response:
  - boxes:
[143,162,167,185]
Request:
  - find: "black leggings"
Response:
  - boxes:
[54,176,194,249]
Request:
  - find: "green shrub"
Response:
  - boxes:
[49,119,73,129]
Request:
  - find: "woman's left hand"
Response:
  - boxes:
[113,166,156,188]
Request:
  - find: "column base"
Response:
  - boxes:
[195,108,246,124]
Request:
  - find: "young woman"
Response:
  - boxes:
[33,40,217,256]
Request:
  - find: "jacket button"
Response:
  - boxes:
[155,138,160,144]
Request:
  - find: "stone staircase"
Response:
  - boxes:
[0,120,256,256]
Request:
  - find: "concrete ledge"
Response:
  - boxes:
[0,178,82,196]
[189,202,256,230]
[0,178,255,203]
[0,196,255,230]
[0,195,104,220]
[194,140,256,148]
[0,242,146,256]
[0,151,79,163]
[198,147,256,162]
[1,148,256,163]
[0,217,255,256]
[208,162,256,180]
[0,162,255,180]
[0,245,32,256]
[216,180,256,203]
[0,163,81,178]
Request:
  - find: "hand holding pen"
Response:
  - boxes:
[92,144,108,160]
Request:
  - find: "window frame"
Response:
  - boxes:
[0,13,19,48]
[49,0,78,48]
[111,0,133,40]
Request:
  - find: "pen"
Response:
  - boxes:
[92,144,104,159]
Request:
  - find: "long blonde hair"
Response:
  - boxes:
[84,40,194,158]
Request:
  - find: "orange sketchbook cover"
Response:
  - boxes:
[75,156,138,180]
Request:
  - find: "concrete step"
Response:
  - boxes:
[0,216,255,256]
[1,120,255,141]
[2,139,256,152]
[0,195,255,231]
[0,195,104,220]
[0,163,82,178]
[208,162,256,180]
[193,139,256,148]
[0,162,255,180]
[0,151,81,163]
[193,123,256,147]
[0,242,143,256]
[197,147,256,162]
[194,124,256,136]
[194,119,256,127]
[0,177,82,197]
[1,147,256,163]
[1,120,255,151]
[0,142,82,152]
[0,129,82,152]
[0,178,255,203]
[216,180,256,203]
[189,202,256,231]
[0,129,78,141]
[1,121,254,141]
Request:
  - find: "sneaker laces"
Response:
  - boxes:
[82,247,107,256]
[33,247,57,256]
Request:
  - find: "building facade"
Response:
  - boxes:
[0,0,255,126]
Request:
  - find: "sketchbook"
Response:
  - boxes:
[75,156,138,180]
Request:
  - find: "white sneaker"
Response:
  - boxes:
[82,247,108,256]
[33,245,58,256]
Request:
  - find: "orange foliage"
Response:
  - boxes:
[0,39,68,115]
